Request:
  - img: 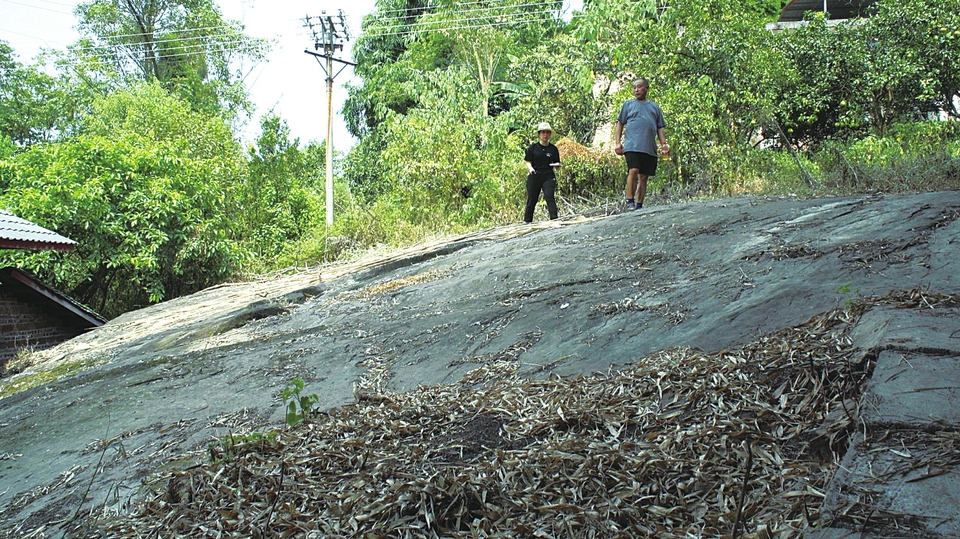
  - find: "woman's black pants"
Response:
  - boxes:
[524,173,558,223]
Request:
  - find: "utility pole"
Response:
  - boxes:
[304,10,356,226]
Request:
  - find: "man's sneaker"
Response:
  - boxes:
[626,201,636,211]
[636,202,643,210]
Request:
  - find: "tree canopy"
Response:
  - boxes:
[74,0,268,117]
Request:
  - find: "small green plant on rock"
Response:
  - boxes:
[835,282,860,306]
[282,378,319,427]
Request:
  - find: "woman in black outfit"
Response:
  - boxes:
[523,122,561,223]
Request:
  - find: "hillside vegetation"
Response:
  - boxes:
[1,0,959,318]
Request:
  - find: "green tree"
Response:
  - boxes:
[423,0,562,117]
[378,67,518,223]
[857,0,960,133]
[773,15,865,144]
[588,0,794,189]
[0,136,13,160]
[776,0,960,145]
[0,82,246,317]
[343,0,426,139]
[0,42,79,146]
[74,0,267,118]
[345,0,563,135]
[342,0,574,210]
[506,32,608,143]
[243,113,325,257]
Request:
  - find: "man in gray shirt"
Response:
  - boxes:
[613,78,668,210]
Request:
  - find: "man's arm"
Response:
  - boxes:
[614,121,625,153]
[657,126,668,155]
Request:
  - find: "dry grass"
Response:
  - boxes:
[87,290,956,538]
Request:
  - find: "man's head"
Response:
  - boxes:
[633,78,649,101]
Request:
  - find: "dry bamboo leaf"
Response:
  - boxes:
[91,299,924,538]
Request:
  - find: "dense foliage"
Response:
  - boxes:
[0,82,245,317]
[1,0,959,318]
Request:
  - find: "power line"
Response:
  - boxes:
[371,0,562,19]
[65,24,244,57]
[134,38,258,61]
[43,36,261,72]
[1,22,253,61]
[4,1,575,56]
[69,23,239,44]
[0,0,77,51]
[376,5,557,29]
[369,17,558,40]
[53,29,262,66]
[0,0,76,16]
[362,11,562,39]
[48,48,258,79]
[357,1,578,40]
[0,25,70,44]
[365,1,559,28]
[68,36,259,62]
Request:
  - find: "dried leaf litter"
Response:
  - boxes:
[96,290,953,539]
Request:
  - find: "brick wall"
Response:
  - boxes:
[0,289,87,366]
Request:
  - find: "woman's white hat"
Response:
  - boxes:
[537,122,553,132]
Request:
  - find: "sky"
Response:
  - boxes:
[0,0,582,151]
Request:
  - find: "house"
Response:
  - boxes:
[0,210,105,369]
[767,0,880,30]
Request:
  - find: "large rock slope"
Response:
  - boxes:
[1,192,959,537]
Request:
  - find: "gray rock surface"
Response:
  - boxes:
[1,192,959,537]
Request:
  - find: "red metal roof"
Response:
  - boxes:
[0,209,76,251]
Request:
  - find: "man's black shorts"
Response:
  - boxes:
[624,152,658,176]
